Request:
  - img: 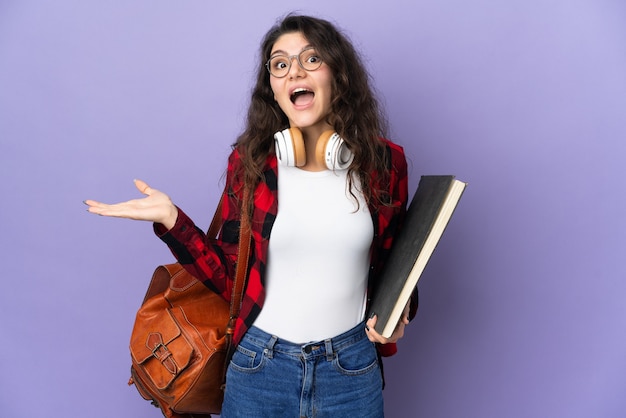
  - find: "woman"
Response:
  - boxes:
[86,14,417,417]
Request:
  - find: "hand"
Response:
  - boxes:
[84,179,178,230]
[365,299,411,344]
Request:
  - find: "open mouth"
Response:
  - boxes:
[290,88,315,106]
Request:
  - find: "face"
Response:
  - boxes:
[269,32,334,138]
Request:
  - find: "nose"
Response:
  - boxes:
[287,56,304,78]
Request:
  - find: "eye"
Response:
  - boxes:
[306,55,320,64]
[270,56,289,71]
[302,50,320,64]
[300,49,322,70]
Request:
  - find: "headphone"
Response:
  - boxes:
[274,128,354,170]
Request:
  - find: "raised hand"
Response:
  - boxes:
[84,179,178,230]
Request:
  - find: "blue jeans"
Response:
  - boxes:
[221,321,384,417]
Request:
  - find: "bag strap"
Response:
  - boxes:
[209,187,251,384]
[206,187,251,340]
[228,187,251,338]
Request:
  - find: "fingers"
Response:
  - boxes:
[365,313,408,345]
[365,314,387,344]
[366,314,377,333]
[84,179,149,218]
[83,198,135,218]
[402,302,411,324]
[84,179,152,215]
[83,199,100,209]
[84,179,177,225]
[84,199,114,216]
[134,179,152,195]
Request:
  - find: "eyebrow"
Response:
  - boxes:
[269,45,315,58]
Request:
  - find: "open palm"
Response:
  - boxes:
[84,179,178,229]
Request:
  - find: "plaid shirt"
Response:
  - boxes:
[157,139,417,356]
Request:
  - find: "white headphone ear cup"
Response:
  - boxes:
[274,128,306,167]
[274,130,289,165]
[317,131,354,170]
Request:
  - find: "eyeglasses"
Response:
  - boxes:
[265,47,323,78]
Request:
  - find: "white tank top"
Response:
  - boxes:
[252,164,373,343]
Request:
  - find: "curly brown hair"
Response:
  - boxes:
[235,14,390,210]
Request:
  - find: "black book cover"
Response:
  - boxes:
[369,175,467,337]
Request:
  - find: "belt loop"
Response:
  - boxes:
[265,335,278,359]
[324,339,334,362]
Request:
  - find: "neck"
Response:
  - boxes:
[299,127,328,172]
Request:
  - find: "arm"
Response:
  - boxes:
[84,151,243,301]
[154,150,244,300]
[365,140,419,349]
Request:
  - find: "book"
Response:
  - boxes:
[369,175,467,338]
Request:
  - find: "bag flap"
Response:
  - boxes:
[130,308,193,389]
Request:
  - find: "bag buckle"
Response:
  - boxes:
[147,333,178,375]
[151,343,169,359]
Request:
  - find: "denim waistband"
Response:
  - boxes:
[243,321,369,360]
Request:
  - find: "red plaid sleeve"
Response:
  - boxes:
[154,151,243,302]
[155,147,278,347]
[369,139,419,357]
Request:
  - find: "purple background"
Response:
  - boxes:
[1,1,625,417]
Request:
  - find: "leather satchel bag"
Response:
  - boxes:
[128,191,251,417]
